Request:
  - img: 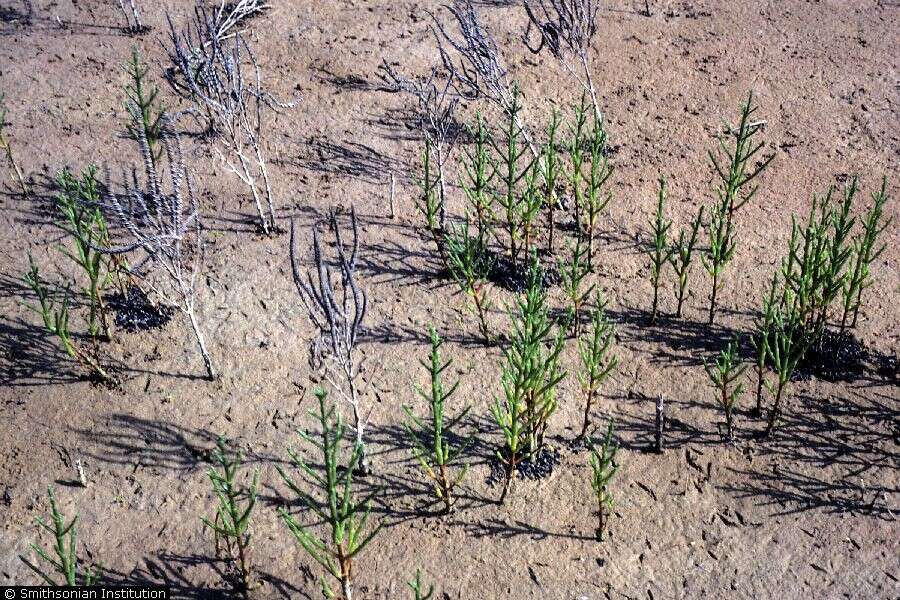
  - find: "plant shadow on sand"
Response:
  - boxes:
[720,387,899,521]
[70,414,287,474]
[101,553,312,600]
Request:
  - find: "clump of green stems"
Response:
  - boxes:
[567,92,591,235]
[55,166,113,341]
[579,114,614,271]
[19,487,101,586]
[762,308,809,437]
[0,93,29,198]
[520,162,545,260]
[781,186,848,334]
[588,420,618,541]
[778,176,890,339]
[751,273,780,416]
[201,437,259,594]
[492,261,566,503]
[446,218,494,344]
[277,388,381,600]
[756,177,890,433]
[461,112,496,251]
[647,177,674,324]
[558,234,594,336]
[23,256,112,382]
[490,84,533,274]
[419,138,447,268]
[841,177,891,331]
[576,295,619,442]
[702,192,736,326]
[124,47,166,169]
[403,326,472,514]
[669,206,704,318]
[704,91,775,325]
[408,569,434,600]
[542,106,563,253]
[703,338,747,441]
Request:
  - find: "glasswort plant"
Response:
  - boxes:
[23,256,112,383]
[490,85,533,273]
[277,389,381,600]
[0,93,29,198]
[19,487,101,586]
[588,419,618,541]
[403,327,472,514]
[841,177,891,331]
[124,48,166,170]
[558,234,593,336]
[704,91,775,324]
[669,206,704,318]
[762,309,809,437]
[446,218,494,344]
[201,437,259,593]
[408,569,435,600]
[575,295,618,442]
[55,166,113,341]
[647,177,674,324]
[703,338,747,441]
[492,262,566,502]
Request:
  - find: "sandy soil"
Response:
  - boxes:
[0,0,898,598]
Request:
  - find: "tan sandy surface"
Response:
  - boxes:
[0,1,898,598]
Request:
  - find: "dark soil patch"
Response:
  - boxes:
[108,287,174,332]
[487,446,560,486]
[796,329,869,382]
[487,250,562,293]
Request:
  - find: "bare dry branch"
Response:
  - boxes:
[522,0,601,117]
[102,119,216,380]
[290,207,372,474]
[166,11,297,234]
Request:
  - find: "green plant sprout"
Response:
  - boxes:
[567,92,591,235]
[702,193,736,326]
[841,177,891,331]
[588,419,618,541]
[201,437,259,593]
[55,166,113,341]
[408,569,434,600]
[23,255,112,382]
[491,84,532,273]
[576,295,619,442]
[277,388,382,600]
[781,191,834,332]
[492,262,565,503]
[581,115,613,271]
[542,106,563,253]
[763,309,809,437]
[446,218,494,343]
[669,206,704,318]
[704,91,775,324]
[0,93,29,198]
[19,487,101,586]
[403,327,472,514]
[124,47,166,169]
[647,177,674,323]
[558,234,594,336]
[752,273,780,416]
[818,179,857,328]
[461,112,496,251]
[419,137,447,268]
[703,338,747,441]
[520,161,545,260]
